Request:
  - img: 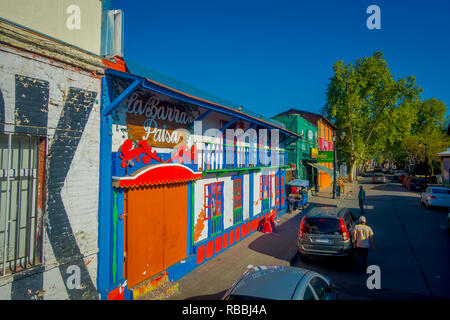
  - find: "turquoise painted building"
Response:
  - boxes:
[272,113,319,189]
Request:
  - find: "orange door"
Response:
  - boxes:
[126,185,164,288]
[163,183,187,269]
[125,183,188,288]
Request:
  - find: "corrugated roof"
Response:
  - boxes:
[273,108,337,129]
[124,59,286,130]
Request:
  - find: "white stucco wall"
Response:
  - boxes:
[0,44,101,300]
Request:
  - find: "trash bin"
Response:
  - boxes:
[336,185,341,197]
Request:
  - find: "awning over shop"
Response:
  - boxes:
[307,162,333,176]
[112,163,202,188]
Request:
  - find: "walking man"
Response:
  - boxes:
[358,186,366,214]
[352,216,374,273]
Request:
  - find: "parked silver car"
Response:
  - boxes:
[372,173,386,184]
[222,265,339,300]
[420,187,450,209]
[297,207,358,259]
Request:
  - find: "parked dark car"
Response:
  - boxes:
[399,173,408,184]
[297,207,358,260]
[407,177,425,191]
[222,265,340,300]
[402,176,412,188]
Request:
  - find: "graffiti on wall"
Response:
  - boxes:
[0,72,99,300]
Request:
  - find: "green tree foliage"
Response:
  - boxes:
[323,51,449,179]
[323,51,422,180]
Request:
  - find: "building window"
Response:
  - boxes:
[260,175,271,212]
[233,178,243,225]
[0,134,46,277]
[204,182,223,236]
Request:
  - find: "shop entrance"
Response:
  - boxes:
[124,182,187,288]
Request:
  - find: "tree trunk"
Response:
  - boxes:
[349,160,357,182]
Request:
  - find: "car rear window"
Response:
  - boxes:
[432,189,450,195]
[303,218,340,235]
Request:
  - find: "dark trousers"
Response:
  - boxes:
[359,200,365,214]
[355,247,369,273]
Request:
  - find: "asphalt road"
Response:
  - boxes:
[290,175,450,300]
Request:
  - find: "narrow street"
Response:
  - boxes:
[170,175,450,300]
[292,175,450,300]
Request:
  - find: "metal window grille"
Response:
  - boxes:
[0,133,46,277]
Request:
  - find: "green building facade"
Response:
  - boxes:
[273,114,319,189]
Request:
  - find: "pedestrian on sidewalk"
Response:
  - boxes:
[352,216,374,273]
[358,186,366,214]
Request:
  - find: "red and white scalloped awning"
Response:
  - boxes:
[113,164,202,188]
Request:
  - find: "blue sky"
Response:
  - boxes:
[111,0,450,119]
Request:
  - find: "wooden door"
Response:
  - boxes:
[163,183,187,269]
[125,185,164,288]
[125,183,187,288]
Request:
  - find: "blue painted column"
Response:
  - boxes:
[97,77,113,299]
[249,171,254,218]
[186,182,193,256]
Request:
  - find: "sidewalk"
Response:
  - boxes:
[168,181,359,300]
[310,181,359,207]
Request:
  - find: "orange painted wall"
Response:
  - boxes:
[318,119,334,191]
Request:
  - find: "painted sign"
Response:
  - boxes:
[125,92,198,148]
[311,148,318,159]
[318,151,334,163]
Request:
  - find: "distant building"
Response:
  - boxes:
[0,0,123,57]
[272,113,319,189]
[273,109,337,191]
[437,147,450,186]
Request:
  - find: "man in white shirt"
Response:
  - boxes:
[352,216,374,273]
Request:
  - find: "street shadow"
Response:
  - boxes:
[289,250,357,273]
[247,204,335,261]
[246,212,303,261]
[182,289,227,300]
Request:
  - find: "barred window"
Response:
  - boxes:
[0,134,46,277]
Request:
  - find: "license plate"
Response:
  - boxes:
[314,239,332,244]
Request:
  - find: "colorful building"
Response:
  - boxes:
[272,113,319,189]
[98,64,300,299]
[274,109,336,191]
[0,1,303,300]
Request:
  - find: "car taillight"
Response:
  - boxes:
[339,218,349,241]
[430,195,436,199]
[299,217,305,238]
